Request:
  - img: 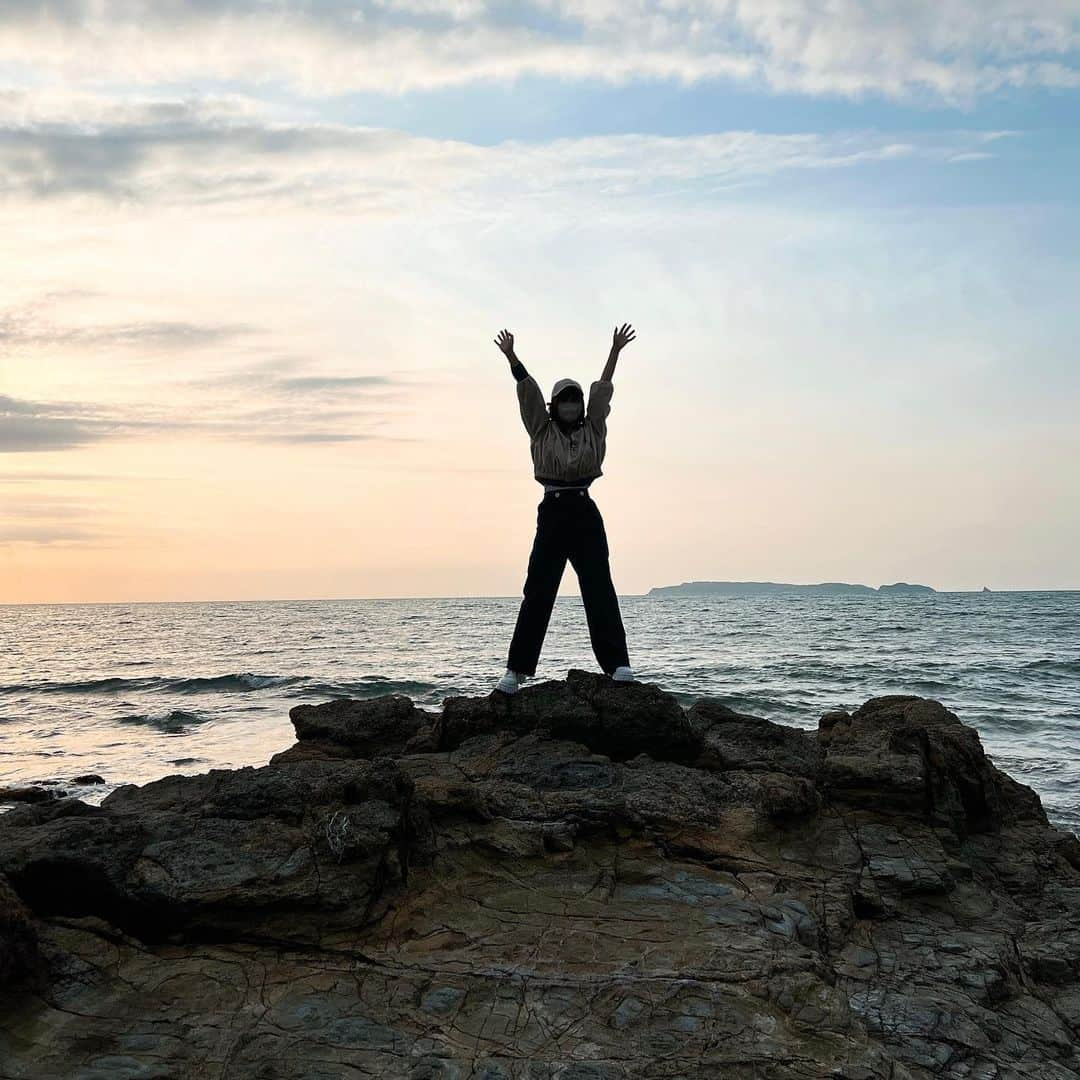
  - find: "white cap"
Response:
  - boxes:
[550,377,583,401]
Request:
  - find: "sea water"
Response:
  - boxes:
[1,592,1077,836]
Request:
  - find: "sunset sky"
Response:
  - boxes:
[2,1,1078,602]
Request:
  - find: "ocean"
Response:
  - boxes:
[1,592,1077,836]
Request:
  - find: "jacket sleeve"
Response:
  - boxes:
[516,373,549,440]
[586,379,613,437]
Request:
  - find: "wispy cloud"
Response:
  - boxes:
[0,490,107,546]
[0,470,115,483]
[0,1,1074,103]
[0,292,257,368]
[0,375,416,451]
[0,284,429,453]
[0,315,255,352]
[0,395,115,453]
[0,92,1013,214]
[0,522,103,544]
[277,375,398,392]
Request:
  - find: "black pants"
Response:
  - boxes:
[507,489,630,677]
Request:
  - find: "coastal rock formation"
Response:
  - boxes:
[2,673,1079,1077]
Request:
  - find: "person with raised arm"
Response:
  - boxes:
[492,324,637,694]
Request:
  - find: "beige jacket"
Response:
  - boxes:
[516,373,614,485]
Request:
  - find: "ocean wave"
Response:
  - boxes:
[0,672,303,695]
[282,678,437,699]
[117,709,210,733]
[169,673,300,693]
[0,676,158,695]
[0,671,440,703]
[1022,659,1080,676]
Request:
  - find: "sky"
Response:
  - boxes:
[1,1,1078,603]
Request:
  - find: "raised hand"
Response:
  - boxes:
[494,328,516,358]
[612,322,636,352]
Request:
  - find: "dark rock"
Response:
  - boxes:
[0,872,40,989]
[435,670,701,764]
[0,679,1077,1078]
[280,693,430,761]
[0,759,416,946]
[1017,919,1080,985]
[687,698,819,777]
[269,737,355,764]
[562,668,701,762]
[818,694,1046,837]
[0,785,59,804]
[433,678,592,751]
[0,796,101,827]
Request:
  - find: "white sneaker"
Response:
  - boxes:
[495,669,529,694]
[612,665,636,682]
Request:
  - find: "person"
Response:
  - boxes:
[492,323,637,694]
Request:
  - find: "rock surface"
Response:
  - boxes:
[2,672,1079,1078]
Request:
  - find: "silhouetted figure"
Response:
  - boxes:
[492,324,637,694]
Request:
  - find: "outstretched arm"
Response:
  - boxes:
[495,327,527,381]
[588,323,633,437]
[494,327,548,439]
[600,322,635,382]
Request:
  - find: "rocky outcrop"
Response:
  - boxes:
[1,674,1078,1078]
[0,874,39,992]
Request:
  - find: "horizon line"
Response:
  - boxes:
[3,588,1080,607]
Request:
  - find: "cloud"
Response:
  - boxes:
[257,431,381,443]
[0,365,418,452]
[0,292,420,449]
[0,92,1012,214]
[0,395,114,452]
[0,315,256,352]
[277,375,399,393]
[0,490,107,546]
[0,470,114,483]
[0,522,103,544]
[0,293,257,364]
[0,1,1075,103]
[0,390,403,451]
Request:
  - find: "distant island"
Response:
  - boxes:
[647,580,936,597]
